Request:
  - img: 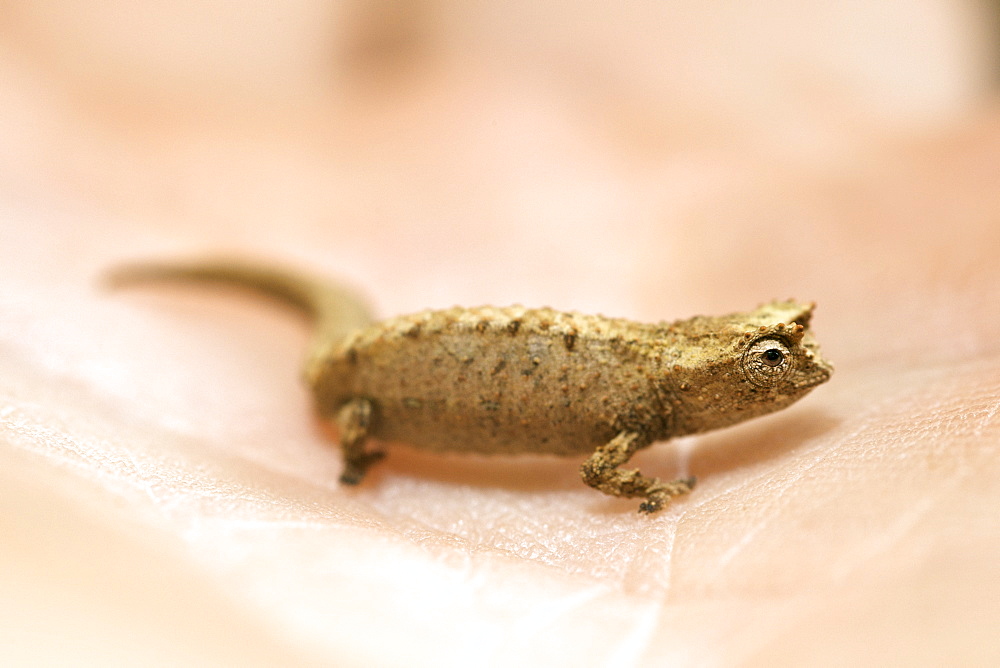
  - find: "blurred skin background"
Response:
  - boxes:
[1,2,999,665]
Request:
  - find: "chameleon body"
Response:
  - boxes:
[110,260,833,513]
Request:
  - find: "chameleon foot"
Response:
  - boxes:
[637,476,697,514]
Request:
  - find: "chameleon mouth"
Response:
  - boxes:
[798,360,833,389]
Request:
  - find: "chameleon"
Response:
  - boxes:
[108,259,833,513]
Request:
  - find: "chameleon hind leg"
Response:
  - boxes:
[580,431,696,514]
[334,397,385,485]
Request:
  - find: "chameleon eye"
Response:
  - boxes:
[761,348,784,367]
[742,338,792,386]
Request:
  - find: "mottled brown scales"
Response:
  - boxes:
[108,259,833,514]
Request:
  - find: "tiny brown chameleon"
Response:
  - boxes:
[109,259,832,513]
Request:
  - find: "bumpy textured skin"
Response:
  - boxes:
[312,307,672,456]
[109,260,833,513]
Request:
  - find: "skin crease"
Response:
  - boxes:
[2,2,1000,666]
[108,262,832,513]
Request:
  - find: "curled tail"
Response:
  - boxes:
[106,258,374,377]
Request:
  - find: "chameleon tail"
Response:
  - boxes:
[106,258,374,375]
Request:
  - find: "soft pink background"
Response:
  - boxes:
[2,2,999,665]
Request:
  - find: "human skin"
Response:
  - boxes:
[1,2,999,665]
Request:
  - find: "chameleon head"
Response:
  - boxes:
[664,300,833,435]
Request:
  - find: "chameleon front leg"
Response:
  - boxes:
[580,431,696,514]
[334,397,385,485]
